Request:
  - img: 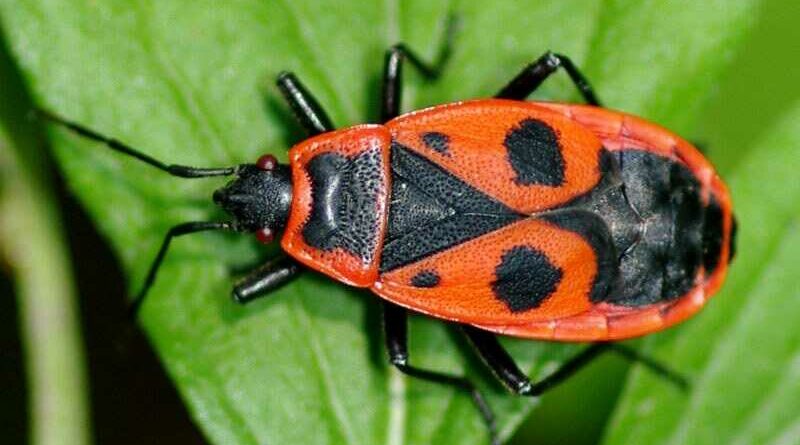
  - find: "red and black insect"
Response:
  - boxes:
[40,22,735,445]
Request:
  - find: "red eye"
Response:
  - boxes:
[255,227,275,244]
[256,154,278,171]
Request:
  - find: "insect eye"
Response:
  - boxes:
[256,154,278,171]
[255,227,275,244]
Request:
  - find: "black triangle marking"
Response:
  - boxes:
[381,143,522,272]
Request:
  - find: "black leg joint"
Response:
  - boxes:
[389,353,409,367]
[552,52,600,105]
[381,14,457,122]
[383,302,410,363]
[463,326,534,395]
[495,51,601,105]
[496,51,559,100]
[525,344,609,396]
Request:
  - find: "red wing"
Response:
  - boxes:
[372,216,601,325]
[469,102,735,341]
[386,99,606,213]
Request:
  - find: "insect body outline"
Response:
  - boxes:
[40,19,735,445]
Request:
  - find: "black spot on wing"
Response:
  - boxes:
[421,132,450,155]
[410,270,441,288]
[504,118,565,186]
[492,246,563,312]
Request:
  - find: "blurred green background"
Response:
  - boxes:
[1,1,798,445]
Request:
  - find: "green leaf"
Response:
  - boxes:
[0,1,760,444]
[582,0,758,131]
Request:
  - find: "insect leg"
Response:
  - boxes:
[607,343,689,390]
[35,108,238,178]
[383,303,500,445]
[128,221,236,318]
[231,256,302,304]
[463,325,608,396]
[275,72,335,135]
[463,326,689,396]
[381,14,458,121]
[495,51,601,105]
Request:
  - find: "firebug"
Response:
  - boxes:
[39,18,735,445]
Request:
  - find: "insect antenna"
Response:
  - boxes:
[35,108,243,318]
[34,108,238,178]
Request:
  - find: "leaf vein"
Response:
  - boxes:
[290,296,361,445]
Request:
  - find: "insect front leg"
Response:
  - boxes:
[128,221,237,318]
[231,255,302,304]
[495,52,601,105]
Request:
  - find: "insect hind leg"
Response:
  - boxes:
[608,343,689,390]
[383,303,500,445]
[462,326,688,397]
